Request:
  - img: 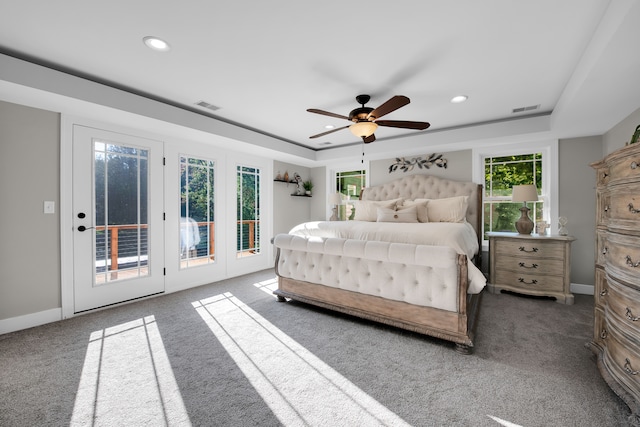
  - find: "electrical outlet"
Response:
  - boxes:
[44,201,55,214]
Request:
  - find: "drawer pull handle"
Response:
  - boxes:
[626,307,640,322]
[624,358,639,376]
[601,328,607,339]
[518,246,539,253]
[600,288,608,296]
[603,172,609,178]
[629,203,640,214]
[602,246,608,255]
[603,205,610,212]
[626,255,640,268]
[632,161,638,170]
[518,278,538,285]
[518,262,538,269]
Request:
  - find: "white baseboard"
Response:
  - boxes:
[571,283,594,295]
[0,308,62,335]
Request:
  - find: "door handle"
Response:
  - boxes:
[77,225,95,232]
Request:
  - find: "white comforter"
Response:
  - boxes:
[288,220,486,293]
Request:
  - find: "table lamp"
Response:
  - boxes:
[328,193,342,221]
[512,184,538,234]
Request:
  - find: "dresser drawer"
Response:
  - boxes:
[497,256,565,276]
[607,186,640,224]
[604,233,640,283]
[596,190,611,225]
[594,306,606,347]
[607,276,640,337]
[602,319,640,399]
[595,267,607,309]
[607,151,640,184]
[494,240,564,259]
[596,230,608,266]
[493,268,564,293]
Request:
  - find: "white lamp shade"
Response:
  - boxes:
[512,184,539,203]
[328,192,342,205]
[349,121,378,138]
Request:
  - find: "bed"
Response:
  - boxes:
[272,174,486,353]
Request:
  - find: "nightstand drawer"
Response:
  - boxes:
[493,268,564,292]
[497,256,565,276]
[494,240,564,259]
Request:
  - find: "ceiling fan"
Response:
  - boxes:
[307,94,430,143]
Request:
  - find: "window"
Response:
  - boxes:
[474,140,558,244]
[180,156,215,269]
[335,169,366,220]
[237,165,261,257]
[484,153,544,238]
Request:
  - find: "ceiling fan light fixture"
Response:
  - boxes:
[451,95,468,103]
[350,121,378,138]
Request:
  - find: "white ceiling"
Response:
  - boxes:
[1,0,639,161]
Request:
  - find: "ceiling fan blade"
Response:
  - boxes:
[363,134,376,144]
[307,108,350,121]
[367,95,410,119]
[309,125,350,139]
[375,120,431,130]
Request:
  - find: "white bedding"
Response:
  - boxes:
[288,220,486,293]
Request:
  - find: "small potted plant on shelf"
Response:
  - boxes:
[302,180,313,196]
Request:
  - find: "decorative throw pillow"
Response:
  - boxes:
[401,199,429,222]
[426,196,469,223]
[352,199,401,221]
[376,205,418,223]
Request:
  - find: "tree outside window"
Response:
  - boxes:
[484,153,544,239]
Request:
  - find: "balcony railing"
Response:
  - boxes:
[95,220,259,279]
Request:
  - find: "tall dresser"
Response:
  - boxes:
[589,142,640,422]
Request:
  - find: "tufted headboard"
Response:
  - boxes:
[360,174,483,239]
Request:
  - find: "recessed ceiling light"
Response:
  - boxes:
[451,95,468,103]
[143,36,171,52]
[325,125,335,129]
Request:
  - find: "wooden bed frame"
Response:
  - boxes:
[273,175,484,353]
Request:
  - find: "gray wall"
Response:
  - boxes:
[558,136,602,285]
[0,101,60,319]
[272,161,311,237]
[369,150,472,186]
[604,106,640,155]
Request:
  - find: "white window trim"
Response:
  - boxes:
[472,139,559,250]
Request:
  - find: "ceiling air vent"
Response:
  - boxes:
[195,100,220,111]
[512,104,540,114]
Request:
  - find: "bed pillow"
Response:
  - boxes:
[352,199,401,221]
[426,196,469,223]
[401,199,429,222]
[376,205,419,223]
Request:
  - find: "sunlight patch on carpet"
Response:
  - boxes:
[70,316,191,426]
[488,415,523,426]
[193,292,411,427]
[252,276,279,295]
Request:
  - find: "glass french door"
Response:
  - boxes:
[72,125,164,313]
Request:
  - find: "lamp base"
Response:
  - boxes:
[515,206,534,234]
[329,206,339,221]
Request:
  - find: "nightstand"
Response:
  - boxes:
[488,232,576,304]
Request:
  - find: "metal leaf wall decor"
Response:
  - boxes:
[388,153,447,173]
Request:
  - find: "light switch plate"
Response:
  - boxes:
[44,201,55,214]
